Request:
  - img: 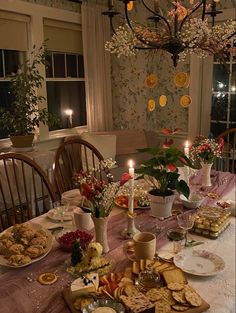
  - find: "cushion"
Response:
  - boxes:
[80,132,116,161]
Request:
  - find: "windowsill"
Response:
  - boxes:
[0,125,88,152]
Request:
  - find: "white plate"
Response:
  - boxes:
[0,222,53,268]
[47,207,75,221]
[174,249,225,276]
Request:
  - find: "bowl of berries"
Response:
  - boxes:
[55,228,93,252]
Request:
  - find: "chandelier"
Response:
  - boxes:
[103,0,236,66]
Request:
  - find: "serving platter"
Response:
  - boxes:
[114,195,150,210]
[0,222,53,268]
[174,249,225,276]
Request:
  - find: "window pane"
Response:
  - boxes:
[211,94,228,121]
[0,82,14,139]
[230,94,236,122]
[46,81,86,130]
[0,50,3,77]
[213,64,229,92]
[210,122,226,138]
[46,52,53,78]
[78,55,84,77]
[66,54,77,77]
[4,50,21,76]
[53,53,65,77]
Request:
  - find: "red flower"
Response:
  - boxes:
[120,172,132,186]
[166,164,177,172]
[162,139,174,148]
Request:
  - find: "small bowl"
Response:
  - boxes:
[55,228,93,251]
[180,193,204,209]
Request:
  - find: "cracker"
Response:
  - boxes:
[185,290,202,307]
[124,284,139,296]
[162,268,187,285]
[172,290,187,304]
[146,288,162,302]
[155,299,172,313]
[167,282,185,291]
[158,287,176,306]
[172,304,189,311]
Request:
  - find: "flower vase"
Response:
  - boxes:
[201,162,213,187]
[92,216,109,254]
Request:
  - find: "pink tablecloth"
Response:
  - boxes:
[0,170,235,313]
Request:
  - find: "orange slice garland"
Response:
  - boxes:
[38,272,58,285]
[127,1,134,11]
[148,99,156,112]
[145,74,158,88]
[174,72,189,88]
[180,95,192,108]
[159,95,167,107]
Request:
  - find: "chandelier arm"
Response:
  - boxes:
[179,0,207,32]
[141,0,172,35]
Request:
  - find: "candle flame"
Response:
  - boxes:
[64,109,73,116]
[128,159,134,168]
[185,140,189,148]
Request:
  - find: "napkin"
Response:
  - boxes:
[62,189,83,206]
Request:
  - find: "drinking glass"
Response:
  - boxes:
[52,200,67,223]
[177,212,195,246]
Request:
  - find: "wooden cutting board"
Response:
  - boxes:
[63,288,210,313]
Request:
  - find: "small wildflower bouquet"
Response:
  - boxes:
[73,160,131,218]
[189,135,224,165]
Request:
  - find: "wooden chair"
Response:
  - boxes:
[0,153,57,231]
[216,128,236,173]
[54,137,113,196]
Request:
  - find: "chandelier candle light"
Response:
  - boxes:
[184,140,190,185]
[103,0,236,66]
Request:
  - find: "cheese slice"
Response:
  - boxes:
[70,272,99,300]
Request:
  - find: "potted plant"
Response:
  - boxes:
[135,146,194,218]
[0,44,54,149]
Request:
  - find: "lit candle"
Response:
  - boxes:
[184,140,189,157]
[128,160,134,214]
[65,109,73,128]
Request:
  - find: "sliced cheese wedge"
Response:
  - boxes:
[70,272,99,300]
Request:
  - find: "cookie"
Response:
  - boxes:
[38,273,58,285]
[146,288,162,302]
[172,290,187,304]
[185,290,202,307]
[155,299,172,313]
[172,304,189,311]
[167,282,185,291]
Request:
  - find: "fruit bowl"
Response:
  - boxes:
[55,228,93,251]
[180,193,204,209]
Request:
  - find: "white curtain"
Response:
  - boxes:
[82,0,113,131]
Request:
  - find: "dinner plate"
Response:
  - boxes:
[114,195,150,210]
[173,249,225,276]
[0,222,53,268]
[46,207,76,221]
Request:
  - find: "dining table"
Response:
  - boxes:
[0,169,235,313]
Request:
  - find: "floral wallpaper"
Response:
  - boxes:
[20,0,80,12]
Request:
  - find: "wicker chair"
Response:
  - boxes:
[54,137,113,196]
[0,153,57,231]
[216,128,236,173]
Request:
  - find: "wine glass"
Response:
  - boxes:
[177,212,195,247]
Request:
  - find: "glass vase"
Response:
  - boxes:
[92,216,109,253]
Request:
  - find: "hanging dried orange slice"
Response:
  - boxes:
[180,95,192,108]
[145,74,157,88]
[159,95,167,107]
[148,99,156,112]
[127,1,134,11]
[174,72,189,88]
[38,272,58,285]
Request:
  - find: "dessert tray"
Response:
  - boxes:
[174,249,225,276]
[0,222,53,268]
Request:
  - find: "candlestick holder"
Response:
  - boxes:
[121,212,140,239]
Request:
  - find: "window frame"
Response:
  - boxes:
[0,0,87,150]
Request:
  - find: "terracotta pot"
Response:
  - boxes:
[10,134,34,148]
[148,190,175,218]
[92,216,109,253]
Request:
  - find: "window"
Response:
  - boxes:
[0,50,25,139]
[210,38,236,137]
[44,19,86,130]
[46,51,86,129]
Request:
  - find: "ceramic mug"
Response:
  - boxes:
[133,232,156,260]
[73,207,93,231]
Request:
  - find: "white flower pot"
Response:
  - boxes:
[201,162,213,187]
[148,191,175,218]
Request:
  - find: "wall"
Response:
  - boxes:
[20,0,80,11]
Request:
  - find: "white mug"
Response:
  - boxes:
[73,207,93,231]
